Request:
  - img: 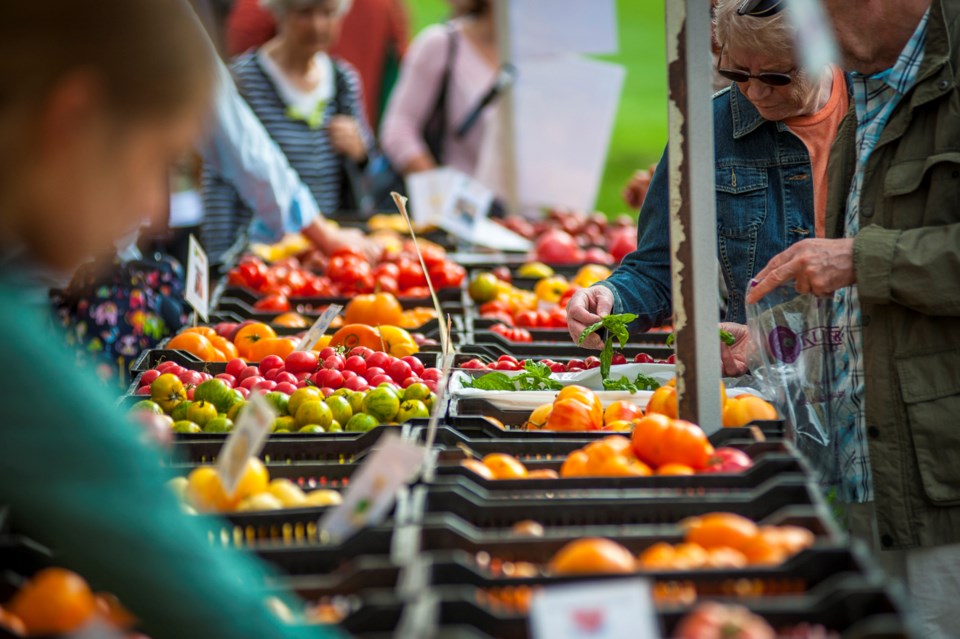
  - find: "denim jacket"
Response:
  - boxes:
[600,84,818,330]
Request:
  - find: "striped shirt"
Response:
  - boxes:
[830,10,929,503]
[201,52,375,264]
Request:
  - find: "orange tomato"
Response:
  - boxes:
[208,335,238,361]
[482,453,528,479]
[545,398,600,432]
[630,413,673,467]
[656,463,695,476]
[722,395,778,427]
[637,542,677,569]
[379,325,419,357]
[328,323,383,352]
[646,385,678,419]
[233,322,277,359]
[602,419,634,432]
[272,312,310,328]
[246,336,296,362]
[0,607,26,636]
[523,403,554,430]
[559,450,590,477]
[8,568,97,636]
[344,292,404,326]
[461,459,495,480]
[683,512,759,552]
[757,525,814,555]
[672,543,710,570]
[186,466,234,512]
[557,386,603,427]
[704,547,748,569]
[167,332,217,361]
[180,326,218,339]
[591,454,652,477]
[740,532,789,566]
[549,538,636,575]
[604,400,643,425]
[659,420,714,470]
[526,469,560,479]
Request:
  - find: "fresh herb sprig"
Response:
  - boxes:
[577,313,638,379]
[602,371,661,393]
[665,328,736,348]
[463,360,563,392]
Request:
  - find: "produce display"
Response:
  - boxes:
[5,209,909,639]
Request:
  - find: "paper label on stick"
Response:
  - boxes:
[530,578,659,639]
[318,432,427,541]
[216,392,275,497]
[296,304,343,351]
[185,235,210,322]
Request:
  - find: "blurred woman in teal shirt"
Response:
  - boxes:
[0,1,339,637]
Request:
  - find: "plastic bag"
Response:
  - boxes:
[745,285,856,491]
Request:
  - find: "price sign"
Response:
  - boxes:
[530,578,659,639]
[185,235,210,322]
[216,392,276,497]
[318,432,427,541]
[296,304,343,351]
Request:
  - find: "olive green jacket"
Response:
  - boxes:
[826,0,960,549]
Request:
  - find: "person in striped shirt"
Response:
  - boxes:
[201,0,379,265]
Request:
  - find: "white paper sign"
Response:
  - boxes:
[296,304,343,351]
[476,57,625,213]
[406,168,459,227]
[318,432,427,541]
[216,392,276,497]
[530,578,660,639]
[509,0,619,60]
[185,235,210,322]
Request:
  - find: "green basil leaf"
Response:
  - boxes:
[719,328,736,347]
[633,373,661,391]
[465,372,516,391]
[577,319,604,346]
[666,333,675,347]
[603,377,638,393]
[523,360,552,379]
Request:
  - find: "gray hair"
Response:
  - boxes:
[259,0,352,18]
[714,0,795,56]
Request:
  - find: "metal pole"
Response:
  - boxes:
[665,0,723,433]
[493,0,520,216]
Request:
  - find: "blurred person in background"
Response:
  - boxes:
[380,0,502,179]
[202,0,378,266]
[568,0,849,343]
[0,0,342,636]
[226,0,410,128]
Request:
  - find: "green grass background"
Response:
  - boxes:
[404,0,668,217]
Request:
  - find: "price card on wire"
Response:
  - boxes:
[296,304,343,351]
[529,578,659,639]
[185,234,210,322]
[216,392,276,497]
[318,432,426,542]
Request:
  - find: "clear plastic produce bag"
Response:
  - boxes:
[745,285,856,490]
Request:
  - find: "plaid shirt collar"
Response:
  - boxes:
[854,11,929,98]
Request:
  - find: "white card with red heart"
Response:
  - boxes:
[529,578,659,639]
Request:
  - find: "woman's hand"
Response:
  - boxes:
[719,322,752,377]
[566,286,615,349]
[328,115,367,162]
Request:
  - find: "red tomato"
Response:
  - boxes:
[514,311,540,328]
[253,294,290,312]
[399,286,430,298]
[547,306,568,328]
[374,263,400,280]
[427,262,466,289]
[483,311,515,326]
[480,300,511,316]
[558,288,577,308]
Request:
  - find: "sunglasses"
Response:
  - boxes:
[717,44,795,86]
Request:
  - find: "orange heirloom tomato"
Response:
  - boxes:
[559,450,590,477]
[526,469,560,479]
[208,335,238,361]
[246,337,296,362]
[482,453,528,479]
[722,395,778,427]
[545,398,600,432]
[461,459,495,480]
[556,385,603,428]
[179,326,218,339]
[233,322,277,359]
[630,413,673,467]
[328,324,382,351]
[550,538,636,575]
[656,463,695,476]
[604,400,643,425]
[660,420,714,470]
[272,312,310,328]
[524,403,553,430]
[167,332,218,362]
[683,512,759,553]
[379,325,419,358]
[646,385,678,419]
[344,292,403,326]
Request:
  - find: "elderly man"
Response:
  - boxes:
[746,0,960,635]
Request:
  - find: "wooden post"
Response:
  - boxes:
[665,0,723,432]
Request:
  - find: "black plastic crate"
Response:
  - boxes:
[412,478,830,530]
[215,285,462,310]
[169,428,393,464]
[257,526,397,575]
[470,317,671,346]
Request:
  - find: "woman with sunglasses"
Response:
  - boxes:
[569,0,849,350]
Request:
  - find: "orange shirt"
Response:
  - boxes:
[784,66,849,237]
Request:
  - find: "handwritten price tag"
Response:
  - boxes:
[530,578,659,639]
[216,392,276,497]
[318,432,426,541]
[185,235,209,322]
[296,304,343,351]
